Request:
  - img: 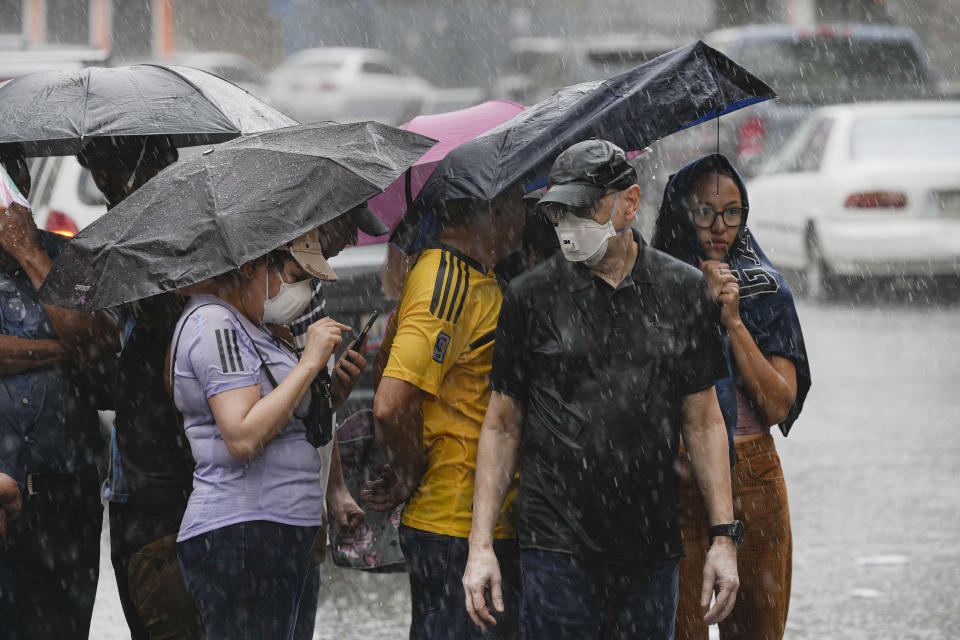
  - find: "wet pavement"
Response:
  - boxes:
[90,291,960,639]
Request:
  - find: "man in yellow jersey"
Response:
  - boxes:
[363,194,525,639]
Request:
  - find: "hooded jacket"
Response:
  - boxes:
[654,153,811,435]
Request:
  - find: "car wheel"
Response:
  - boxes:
[804,227,831,302]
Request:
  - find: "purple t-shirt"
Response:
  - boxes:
[171,294,325,542]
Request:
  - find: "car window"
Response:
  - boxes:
[362,61,400,76]
[736,37,929,103]
[26,157,49,206]
[210,65,261,85]
[586,48,670,76]
[851,116,960,161]
[294,60,342,72]
[34,157,60,208]
[78,167,108,206]
[771,118,832,173]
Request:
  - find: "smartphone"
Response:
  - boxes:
[348,310,380,353]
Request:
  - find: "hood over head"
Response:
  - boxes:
[653,152,749,264]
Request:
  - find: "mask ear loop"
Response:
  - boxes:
[608,192,630,235]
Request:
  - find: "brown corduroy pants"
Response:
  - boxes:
[676,433,792,640]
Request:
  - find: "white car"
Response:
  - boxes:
[166,51,266,98]
[746,101,960,297]
[267,47,433,125]
[27,155,106,237]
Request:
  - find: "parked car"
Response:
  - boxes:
[267,47,433,125]
[27,155,106,237]
[745,101,960,298]
[166,51,266,97]
[704,24,939,175]
[487,34,683,105]
[0,41,110,82]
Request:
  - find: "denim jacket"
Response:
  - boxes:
[0,232,101,489]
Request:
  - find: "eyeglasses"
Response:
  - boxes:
[688,207,747,229]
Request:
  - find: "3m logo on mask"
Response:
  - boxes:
[432,332,451,363]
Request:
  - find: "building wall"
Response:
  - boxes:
[174,0,284,67]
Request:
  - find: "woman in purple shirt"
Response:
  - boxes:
[171,248,349,639]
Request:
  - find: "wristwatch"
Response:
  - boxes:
[708,520,745,547]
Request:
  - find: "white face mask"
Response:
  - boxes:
[554,193,620,266]
[262,268,313,325]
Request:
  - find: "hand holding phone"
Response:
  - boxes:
[347,310,380,355]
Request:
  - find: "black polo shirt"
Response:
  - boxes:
[490,231,726,564]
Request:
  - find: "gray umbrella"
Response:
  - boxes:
[38,121,436,311]
[0,64,296,157]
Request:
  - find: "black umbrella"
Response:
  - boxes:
[392,41,776,250]
[38,122,436,311]
[0,64,296,157]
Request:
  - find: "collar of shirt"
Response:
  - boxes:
[562,229,659,294]
[425,240,490,276]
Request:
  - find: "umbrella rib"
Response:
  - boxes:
[148,64,243,135]
[201,156,244,268]
[78,67,92,145]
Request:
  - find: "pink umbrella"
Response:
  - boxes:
[359,100,525,245]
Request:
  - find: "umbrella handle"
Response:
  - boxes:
[404,168,413,209]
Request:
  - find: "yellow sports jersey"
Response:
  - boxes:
[382,244,517,538]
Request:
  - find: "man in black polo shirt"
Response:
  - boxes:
[462,140,740,639]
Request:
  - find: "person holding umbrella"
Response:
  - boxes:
[0,155,119,639]
[652,154,810,640]
[462,140,740,639]
[35,121,434,639]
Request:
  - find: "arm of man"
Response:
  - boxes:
[0,203,118,360]
[0,335,67,374]
[363,375,428,511]
[462,391,524,631]
[681,386,739,625]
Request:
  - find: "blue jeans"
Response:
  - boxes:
[399,524,520,640]
[519,550,679,640]
[178,520,319,640]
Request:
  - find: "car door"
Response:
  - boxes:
[748,117,834,269]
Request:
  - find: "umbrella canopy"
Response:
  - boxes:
[392,41,776,251]
[0,64,297,157]
[361,99,525,245]
[38,122,436,311]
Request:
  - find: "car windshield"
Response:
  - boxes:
[736,37,930,103]
[501,51,563,75]
[851,116,960,162]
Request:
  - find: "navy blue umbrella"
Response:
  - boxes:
[393,41,776,251]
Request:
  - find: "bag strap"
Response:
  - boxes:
[168,300,332,447]
[169,301,284,392]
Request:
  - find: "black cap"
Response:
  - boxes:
[348,203,389,237]
[538,139,637,209]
